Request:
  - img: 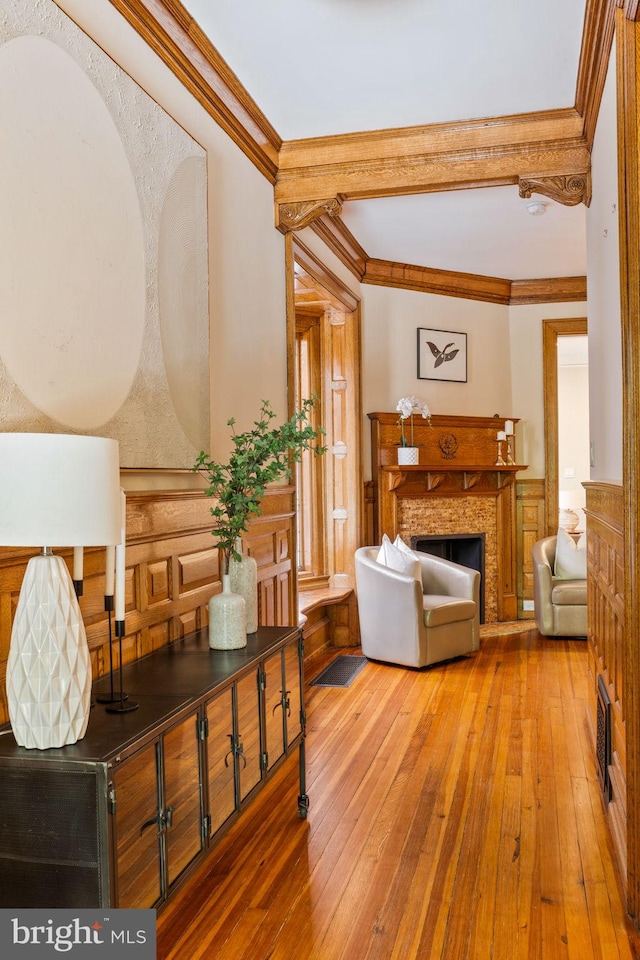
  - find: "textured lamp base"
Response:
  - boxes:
[6,553,92,750]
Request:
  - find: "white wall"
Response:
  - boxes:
[56,0,288,466]
[586,42,622,482]
[508,301,589,477]
[558,362,590,529]
[360,284,513,479]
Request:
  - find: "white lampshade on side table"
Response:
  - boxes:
[0,433,121,750]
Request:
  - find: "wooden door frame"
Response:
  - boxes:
[542,317,588,537]
[617,4,640,923]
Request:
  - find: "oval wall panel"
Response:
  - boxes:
[0,35,145,429]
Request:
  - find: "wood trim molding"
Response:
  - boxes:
[617,8,640,919]
[542,317,588,538]
[576,0,618,148]
[292,237,361,313]
[106,0,281,182]
[363,258,587,305]
[363,259,512,304]
[509,276,588,304]
[276,110,589,203]
[309,215,368,280]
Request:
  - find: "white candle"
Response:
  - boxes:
[505,420,514,435]
[115,490,126,621]
[73,546,83,582]
[497,431,506,441]
[105,545,115,597]
[115,543,125,621]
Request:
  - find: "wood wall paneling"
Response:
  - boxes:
[516,478,546,619]
[584,482,626,890]
[0,488,296,730]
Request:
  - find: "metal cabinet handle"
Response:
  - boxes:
[139,815,160,836]
[139,804,175,836]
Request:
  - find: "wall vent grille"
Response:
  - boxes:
[596,674,612,803]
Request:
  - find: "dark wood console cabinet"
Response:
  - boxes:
[0,625,307,910]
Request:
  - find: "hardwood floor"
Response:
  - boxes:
[157,627,640,960]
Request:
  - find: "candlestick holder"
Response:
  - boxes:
[506,435,515,465]
[495,439,506,466]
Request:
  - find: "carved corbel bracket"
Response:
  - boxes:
[463,472,482,491]
[388,471,406,491]
[519,173,592,208]
[276,197,342,233]
[426,473,445,491]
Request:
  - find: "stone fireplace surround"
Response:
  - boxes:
[369,413,525,622]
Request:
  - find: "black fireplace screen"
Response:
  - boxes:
[410,533,485,623]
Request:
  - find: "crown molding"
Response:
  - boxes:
[509,276,587,304]
[576,0,618,148]
[309,214,368,280]
[107,0,281,182]
[363,259,512,304]
[362,258,587,305]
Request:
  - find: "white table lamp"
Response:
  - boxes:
[0,433,121,749]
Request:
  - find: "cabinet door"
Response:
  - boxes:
[264,650,285,771]
[163,714,203,888]
[114,742,162,908]
[236,671,261,802]
[284,638,303,749]
[206,687,235,836]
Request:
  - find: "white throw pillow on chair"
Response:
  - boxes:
[554,527,587,580]
[376,534,421,580]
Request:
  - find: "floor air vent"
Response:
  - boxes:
[596,674,612,803]
[310,655,368,688]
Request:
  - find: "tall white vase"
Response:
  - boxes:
[208,574,246,650]
[229,538,258,634]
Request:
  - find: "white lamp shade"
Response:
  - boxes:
[0,433,121,547]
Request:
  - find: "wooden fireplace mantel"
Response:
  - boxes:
[369,414,527,621]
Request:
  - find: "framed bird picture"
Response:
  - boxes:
[417,327,467,382]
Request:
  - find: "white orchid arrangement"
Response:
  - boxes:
[396,395,431,447]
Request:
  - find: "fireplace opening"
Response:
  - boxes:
[410,533,485,623]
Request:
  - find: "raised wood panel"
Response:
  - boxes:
[584,481,626,890]
[178,547,219,593]
[516,478,545,619]
[146,559,170,604]
[0,487,296,729]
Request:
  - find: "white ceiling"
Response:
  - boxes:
[182,0,589,281]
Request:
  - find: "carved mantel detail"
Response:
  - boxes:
[276,198,342,233]
[519,173,592,207]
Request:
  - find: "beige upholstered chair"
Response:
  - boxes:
[532,535,587,638]
[354,545,480,668]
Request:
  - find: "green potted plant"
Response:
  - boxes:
[194,397,325,647]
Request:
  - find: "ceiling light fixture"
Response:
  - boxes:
[526,201,548,216]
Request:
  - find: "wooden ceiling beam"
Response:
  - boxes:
[275,110,589,203]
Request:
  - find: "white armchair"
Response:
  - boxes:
[354,545,480,668]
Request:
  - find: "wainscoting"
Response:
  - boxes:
[584,481,626,885]
[0,486,296,729]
